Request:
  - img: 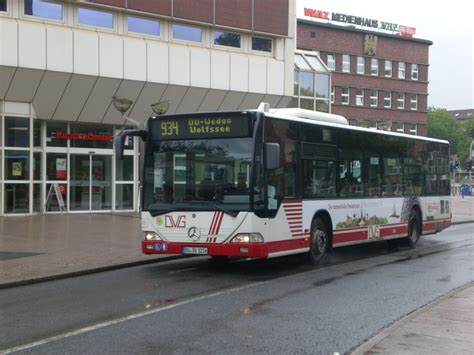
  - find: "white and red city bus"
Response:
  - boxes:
[115,104,451,264]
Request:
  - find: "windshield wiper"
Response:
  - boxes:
[178,200,239,217]
[147,208,179,217]
[147,202,238,217]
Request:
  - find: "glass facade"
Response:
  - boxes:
[293,53,331,113]
[0,113,138,215]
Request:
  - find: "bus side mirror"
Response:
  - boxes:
[264,142,280,170]
[115,129,147,160]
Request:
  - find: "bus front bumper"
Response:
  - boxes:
[142,240,270,258]
[142,237,310,258]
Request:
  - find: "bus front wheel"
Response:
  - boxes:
[406,210,421,248]
[309,217,329,265]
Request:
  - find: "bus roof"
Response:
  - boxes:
[261,110,449,145]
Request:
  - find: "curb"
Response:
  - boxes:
[451,220,474,225]
[0,255,185,290]
[351,281,474,354]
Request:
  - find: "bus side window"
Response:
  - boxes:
[338,151,362,197]
[303,160,336,198]
[365,155,382,197]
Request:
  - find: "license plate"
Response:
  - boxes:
[182,247,208,255]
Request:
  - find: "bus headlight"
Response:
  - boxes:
[230,233,264,243]
[145,232,162,241]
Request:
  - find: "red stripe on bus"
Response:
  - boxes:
[213,212,224,235]
[208,212,217,235]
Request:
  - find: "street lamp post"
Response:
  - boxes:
[111,97,171,214]
[151,101,170,117]
[111,96,142,128]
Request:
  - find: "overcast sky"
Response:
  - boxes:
[297,0,474,110]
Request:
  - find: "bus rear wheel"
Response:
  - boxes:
[406,210,421,248]
[309,217,329,265]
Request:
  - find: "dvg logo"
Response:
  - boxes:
[187,227,201,241]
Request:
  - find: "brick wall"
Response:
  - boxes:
[85,0,289,36]
[297,22,430,64]
[297,21,431,135]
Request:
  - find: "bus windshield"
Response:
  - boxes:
[143,137,254,216]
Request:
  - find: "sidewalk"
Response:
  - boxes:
[353,282,474,354]
[0,213,172,287]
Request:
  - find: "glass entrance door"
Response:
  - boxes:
[70,154,112,211]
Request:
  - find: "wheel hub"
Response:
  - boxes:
[313,229,326,253]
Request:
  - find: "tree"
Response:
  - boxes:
[427,108,471,162]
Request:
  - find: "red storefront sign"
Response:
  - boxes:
[55,130,113,142]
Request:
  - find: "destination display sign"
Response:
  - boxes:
[151,115,251,140]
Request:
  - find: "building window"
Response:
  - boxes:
[370,90,378,107]
[214,31,241,48]
[357,57,365,74]
[342,54,350,73]
[252,37,272,52]
[341,87,350,105]
[410,94,418,110]
[397,93,405,109]
[46,153,67,180]
[25,0,63,21]
[0,0,6,12]
[411,63,419,80]
[46,121,67,147]
[371,58,378,76]
[398,62,406,79]
[377,121,391,131]
[385,60,392,77]
[294,71,299,96]
[330,86,335,104]
[127,16,160,36]
[299,71,314,97]
[78,7,113,28]
[384,91,391,108]
[69,123,113,149]
[394,122,404,133]
[5,117,30,147]
[4,184,30,213]
[327,53,335,70]
[5,151,29,180]
[293,53,331,113]
[356,89,364,106]
[409,123,417,135]
[173,23,202,42]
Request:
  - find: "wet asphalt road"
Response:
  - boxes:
[1,223,473,354]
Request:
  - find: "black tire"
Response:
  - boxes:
[309,217,329,265]
[406,210,421,248]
